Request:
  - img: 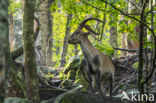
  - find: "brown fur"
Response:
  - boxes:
[68,28,115,95]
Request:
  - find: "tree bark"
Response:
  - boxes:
[0,0,9,102]
[9,12,14,52]
[100,10,107,41]
[22,0,40,102]
[110,22,118,57]
[60,13,73,67]
[120,11,128,56]
[39,0,54,66]
[138,0,149,94]
[127,0,140,51]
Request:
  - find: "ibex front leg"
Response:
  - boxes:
[87,69,94,93]
[86,62,96,93]
[97,69,104,96]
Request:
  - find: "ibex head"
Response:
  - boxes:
[68,17,104,44]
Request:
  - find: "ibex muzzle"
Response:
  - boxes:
[68,17,115,96]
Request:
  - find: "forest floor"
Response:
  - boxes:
[38,54,156,102]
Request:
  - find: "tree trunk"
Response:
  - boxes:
[60,13,72,68]
[139,0,149,94]
[22,0,40,102]
[100,12,106,41]
[39,0,54,66]
[0,0,9,102]
[120,14,128,56]
[127,0,140,51]
[110,23,118,57]
[9,12,14,52]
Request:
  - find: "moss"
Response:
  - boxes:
[60,79,73,89]
[74,69,88,90]
[63,56,81,74]
[4,97,32,103]
[66,70,76,80]
[54,86,84,103]
[132,62,138,69]
[8,62,26,98]
[54,89,106,103]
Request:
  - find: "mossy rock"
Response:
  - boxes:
[37,66,56,75]
[74,69,88,90]
[60,79,73,89]
[66,70,76,80]
[4,97,32,103]
[63,56,82,74]
[74,58,88,89]
[54,87,129,103]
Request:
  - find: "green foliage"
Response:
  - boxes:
[59,70,66,80]
[133,62,138,69]
[10,0,156,68]
[8,0,22,15]
[93,41,114,57]
[143,42,155,49]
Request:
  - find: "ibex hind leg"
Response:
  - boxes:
[109,74,113,96]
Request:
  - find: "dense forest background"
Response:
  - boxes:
[0,0,156,103]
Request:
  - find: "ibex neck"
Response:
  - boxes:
[80,37,95,59]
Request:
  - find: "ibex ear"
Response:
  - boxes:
[84,25,99,35]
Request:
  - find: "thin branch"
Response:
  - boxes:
[113,47,137,52]
[126,0,140,12]
[101,0,155,38]
[82,1,141,16]
[81,1,110,12]
[37,0,44,6]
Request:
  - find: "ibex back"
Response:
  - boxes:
[68,17,115,96]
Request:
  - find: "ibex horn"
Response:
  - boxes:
[84,25,99,35]
[78,17,104,29]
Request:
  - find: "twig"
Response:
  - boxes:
[100,0,155,38]
[117,65,130,70]
[113,47,137,52]
[126,0,140,12]
[82,1,109,12]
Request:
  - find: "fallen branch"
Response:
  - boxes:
[113,47,137,52]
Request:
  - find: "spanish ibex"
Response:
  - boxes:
[68,17,115,96]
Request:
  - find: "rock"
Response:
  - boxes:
[63,56,82,74]
[39,88,67,101]
[54,87,136,103]
[74,58,89,90]
[37,66,57,75]
[4,97,32,103]
[74,68,88,90]
[41,98,55,103]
